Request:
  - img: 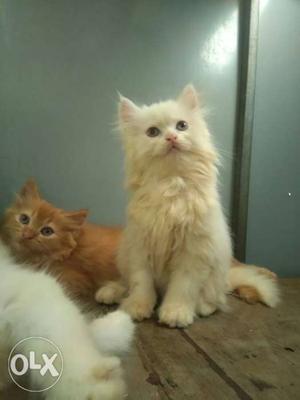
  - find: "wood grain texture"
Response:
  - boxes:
[1,279,299,400]
[183,279,300,400]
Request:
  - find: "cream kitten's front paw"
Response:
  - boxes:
[95,286,120,305]
[159,304,195,328]
[121,296,155,321]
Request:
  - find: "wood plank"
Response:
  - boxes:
[124,340,165,400]
[184,278,300,400]
[135,320,243,399]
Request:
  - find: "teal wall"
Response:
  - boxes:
[246,0,300,276]
[1,1,298,276]
[0,0,239,224]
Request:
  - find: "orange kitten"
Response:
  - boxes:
[1,180,122,301]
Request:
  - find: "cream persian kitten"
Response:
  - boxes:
[0,239,134,399]
[98,85,279,328]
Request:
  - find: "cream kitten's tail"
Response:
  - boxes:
[229,261,280,307]
[90,311,135,356]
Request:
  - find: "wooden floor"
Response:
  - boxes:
[3,279,300,400]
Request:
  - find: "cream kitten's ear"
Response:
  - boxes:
[178,84,199,110]
[19,179,40,200]
[64,209,88,228]
[119,95,139,123]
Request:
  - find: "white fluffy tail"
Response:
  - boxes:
[228,265,280,307]
[90,311,135,356]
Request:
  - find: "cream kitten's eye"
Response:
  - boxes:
[146,126,161,137]
[41,226,54,236]
[176,120,188,131]
[19,214,30,225]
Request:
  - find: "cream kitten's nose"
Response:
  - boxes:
[22,228,35,240]
[166,133,178,142]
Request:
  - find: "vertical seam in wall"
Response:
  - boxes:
[231,0,259,261]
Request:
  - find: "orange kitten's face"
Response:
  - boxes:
[2,181,87,261]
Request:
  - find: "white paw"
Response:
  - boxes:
[95,310,133,331]
[159,304,195,328]
[90,311,135,355]
[121,297,154,321]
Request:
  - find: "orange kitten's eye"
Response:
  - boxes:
[41,226,54,236]
[176,120,188,131]
[19,214,30,225]
[146,126,161,137]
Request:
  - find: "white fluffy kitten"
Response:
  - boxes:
[97,85,279,328]
[0,239,134,399]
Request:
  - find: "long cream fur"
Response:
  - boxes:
[101,85,279,328]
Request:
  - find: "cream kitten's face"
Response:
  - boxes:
[119,85,210,162]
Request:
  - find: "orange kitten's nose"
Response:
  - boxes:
[22,228,35,240]
[166,134,178,142]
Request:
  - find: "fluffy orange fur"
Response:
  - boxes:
[1,180,121,301]
[1,179,277,305]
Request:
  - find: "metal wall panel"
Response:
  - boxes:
[0,0,239,224]
[246,0,300,276]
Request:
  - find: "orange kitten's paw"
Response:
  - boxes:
[159,304,195,328]
[95,285,124,305]
[95,282,127,305]
[95,287,117,304]
[121,297,154,321]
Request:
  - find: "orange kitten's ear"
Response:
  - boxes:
[118,94,140,123]
[18,179,40,201]
[178,84,200,110]
[64,209,88,228]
